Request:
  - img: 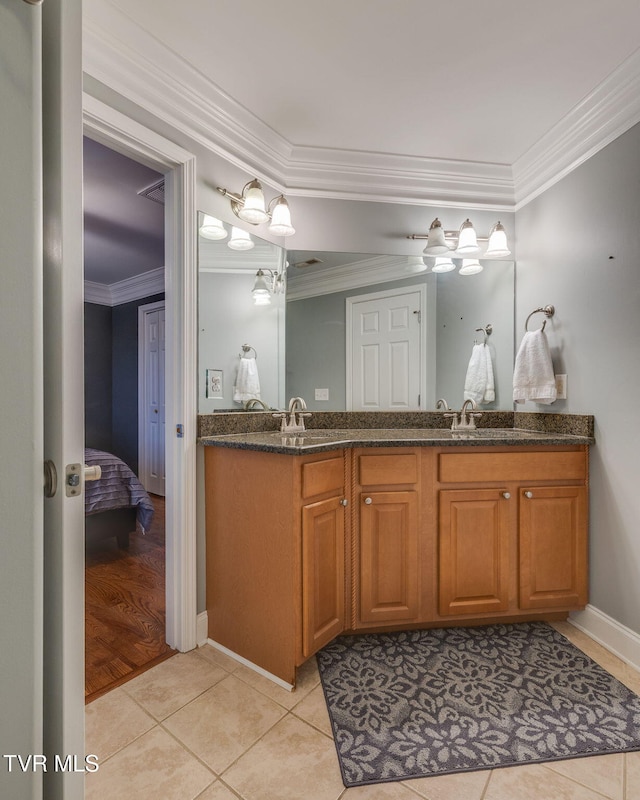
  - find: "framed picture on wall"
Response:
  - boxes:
[206,369,224,399]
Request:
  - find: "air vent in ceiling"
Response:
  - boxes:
[292,257,322,269]
[138,178,165,205]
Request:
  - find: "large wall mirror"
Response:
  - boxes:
[198,212,515,413]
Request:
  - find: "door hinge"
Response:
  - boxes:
[176,424,184,438]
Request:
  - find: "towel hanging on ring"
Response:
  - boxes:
[233,356,261,403]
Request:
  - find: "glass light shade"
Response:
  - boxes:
[485,222,511,257]
[228,226,254,251]
[455,219,480,255]
[423,219,451,256]
[199,214,227,240]
[406,256,427,273]
[268,196,295,237]
[238,180,269,225]
[251,270,272,305]
[431,257,456,273]
[459,259,483,275]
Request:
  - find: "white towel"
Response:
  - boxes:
[233,357,261,403]
[463,344,495,405]
[513,329,557,404]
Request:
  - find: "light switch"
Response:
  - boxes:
[315,388,329,401]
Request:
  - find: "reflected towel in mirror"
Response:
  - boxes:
[233,356,261,403]
[464,343,495,404]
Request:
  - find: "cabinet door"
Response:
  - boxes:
[359,491,419,624]
[439,489,511,616]
[301,496,345,657]
[519,486,588,609]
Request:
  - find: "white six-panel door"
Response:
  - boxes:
[139,301,166,496]
[346,286,426,411]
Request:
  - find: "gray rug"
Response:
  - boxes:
[316,622,640,787]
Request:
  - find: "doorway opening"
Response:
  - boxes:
[83,137,173,700]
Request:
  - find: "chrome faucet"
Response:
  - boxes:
[243,398,270,411]
[443,398,483,430]
[272,396,311,433]
[458,398,482,430]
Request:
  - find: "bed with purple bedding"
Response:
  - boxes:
[84,448,155,547]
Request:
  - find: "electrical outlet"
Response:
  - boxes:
[315,388,329,401]
[555,374,567,400]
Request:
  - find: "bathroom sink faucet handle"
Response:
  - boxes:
[443,412,459,430]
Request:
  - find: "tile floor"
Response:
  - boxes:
[85,622,640,800]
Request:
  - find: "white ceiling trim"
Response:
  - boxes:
[286,255,415,301]
[83,2,640,212]
[513,47,640,210]
[84,267,165,306]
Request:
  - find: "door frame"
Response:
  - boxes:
[83,94,197,652]
[138,300,166,495]
[345,283,430,411]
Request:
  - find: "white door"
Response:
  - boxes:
[0,2,46,798]
[42,1,86,798]
[140,301,166,495]
[0,1,84,799]
[346,286,426,411]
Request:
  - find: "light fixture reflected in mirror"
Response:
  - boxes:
[251,268,285,305]
[217,178,296,237]
[431,256,456,273]
[199,214,228,240]
[406,255,427,273]
[228,226,254,251]
[459,259,483,275]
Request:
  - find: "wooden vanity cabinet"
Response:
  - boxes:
[353,450,421,627]
[204,446,347,687]
[436,447,588,619]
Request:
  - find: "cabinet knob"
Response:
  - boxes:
[524,491,533,499]
[502,492,511,499]
[340,498,348,506]
[364,497,373,505]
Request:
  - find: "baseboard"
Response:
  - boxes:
[569,604,640,672]
[206,638,294,692]
[196,611,208,647]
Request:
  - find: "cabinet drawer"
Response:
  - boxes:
[359,453,418,486]
[302,456,344,499]
[439,450,586,483]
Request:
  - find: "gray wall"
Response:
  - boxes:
[85,302,113,451]
[515,121,640,636]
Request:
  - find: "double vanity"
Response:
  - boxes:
[200,411,594,688]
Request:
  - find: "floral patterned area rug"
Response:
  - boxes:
[316,622,640,787]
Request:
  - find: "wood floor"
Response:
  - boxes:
[85,494,175,702]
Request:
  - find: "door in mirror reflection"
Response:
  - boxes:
[347,286,426,410]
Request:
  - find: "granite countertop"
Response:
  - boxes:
[199,426,594,454]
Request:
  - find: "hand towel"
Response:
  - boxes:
[464,343,495,405]
[233,356,261,403]
[512,329,557,404]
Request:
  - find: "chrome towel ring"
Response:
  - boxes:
[525,305,555,332]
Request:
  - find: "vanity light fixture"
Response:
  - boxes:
[217,179,296,237]
[199,214,228,240]
[228,226,254,251]
[408,218,511,258]
[251,268,285,306]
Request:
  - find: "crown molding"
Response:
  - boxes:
[83,2,640,213]
[286,255,415,301]
[198,241,281,272]
[513,47,640,210]
[84,267,165,306]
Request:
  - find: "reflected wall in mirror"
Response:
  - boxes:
[198,212,286,412]
[285,251,514,411]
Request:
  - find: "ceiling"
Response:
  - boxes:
[82,0,640,284]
